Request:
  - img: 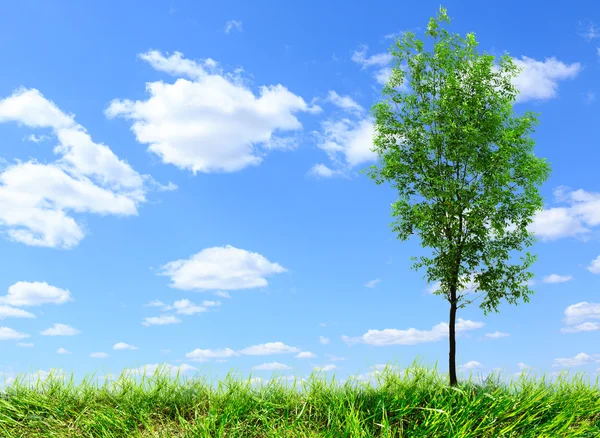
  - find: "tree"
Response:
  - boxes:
[365,7,551,387]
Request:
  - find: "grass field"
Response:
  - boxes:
[0,359,599,437]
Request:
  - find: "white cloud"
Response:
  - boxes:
[25,134,49,143]
[553,352,600,367]
[40,323,80,336]
[113,342,138,350]
[587,256,600,274]
[511,57,581,103]
[169,299,207,315]
[561,322,600,333]
[214,291,231,299]
[201,300,221,307]
[106,50,320,174]
[325,91,364,113]
[313,117,376,174]
[365,278,381,288]
[0,281,72,306]
[295,351,316,359]
[145,299,166,307]
[483,331,510,340]
[319,336,330,345]
[313,364,336,372]
[458,361,483,372]
[56,347,71,354]
[563,302,600,326]
[341,318,484,346]
[224,20,242,34]
[185,341,301,362]
[124,363,197,377]
[159,245,287,291]
[89,352,109,358]
[238,342,300,356]
[0,88,154,249]
[517,362,530,371]
[141,315,181,327]
[374,67,393,85]
[185,348,239,362]
[542,274,574,284]
[307,163,346,179]
[17,342,34,347]
[578,21,600,41]
[0,327,29,340]
[0,305,35,319]
[351,45,393,85]
[252,362,291,371]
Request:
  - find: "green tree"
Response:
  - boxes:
[366,7,551,387]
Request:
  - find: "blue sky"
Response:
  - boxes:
[0,0,599,389]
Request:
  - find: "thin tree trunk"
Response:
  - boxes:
[449,292,458,387]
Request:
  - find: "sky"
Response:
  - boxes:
[0,0,599,390]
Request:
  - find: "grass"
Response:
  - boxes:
[0,359,599,437]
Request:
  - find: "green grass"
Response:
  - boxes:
[0,359,599,437]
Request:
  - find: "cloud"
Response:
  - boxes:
[561,322,600,333]
[0,327,29,340]
[0,88,156,248]
[562,302,600,326]
[319,336,330,345]
[0,281,72,306]
[295,351,316,359]
[113,342,138,350]
[89,352,109,359]
[252,362,291,371]
[307,163,346,179]
[214,291,231,299]
[40,323,80,336]
[56,348,71,354]
[351,45,393,85]
[578,21,600,41]
[542,274,574,284]
[25,134,49,143]
[224,20,242,34]
[106,50,320,174]
[527,186,600,242]
[0,305,35,319]
[124,363,197,377]
[483,331,510,340]
[510,57,581,103]
[517,362,531,371]
[365,278,381,288]
[145,300,166,307]
[324,91,364,113]
[17,342,34,347]
[341,318,484,346]
[587,256,600,274]
[553,352,600,367]
[201,300,221,307]
[158,245,287,291]
[313,364,336,372]
[141,315,181,327]
[458,361,483,372]
[185,341,300,362]
[168,299,207,315]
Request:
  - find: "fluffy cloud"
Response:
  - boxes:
[56,348,71,354]
[482,331,510,340]
[365,279,381,288]
[106,50,320,174]
[0,305,35,319]
[123,363,197,378]
[185,341,300,362]
[553,352,600,367]
[458,361,483,372]
[295,351,316,359]
[168,299,207,315]
[89,352,109,358]
[141,315,181,327]
[318,336,330,345]
[0,327,30,340]
[224,20,242,34]
[351,45,393,85]
[542,274,574,284]
[159,245,287,291]
[587,256,600,274]
[0,281,72,306]
[561,302,600,333]
[341,318,484,346]
[0,88,157,248]
[40,323,80,336]
[252,362,291,371]
[324,91,364,113]
[511,57,581,103]
[113,342,138,350]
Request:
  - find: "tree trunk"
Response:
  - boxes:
[449,293,458,387]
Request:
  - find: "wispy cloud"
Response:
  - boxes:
[224,20,242,34]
